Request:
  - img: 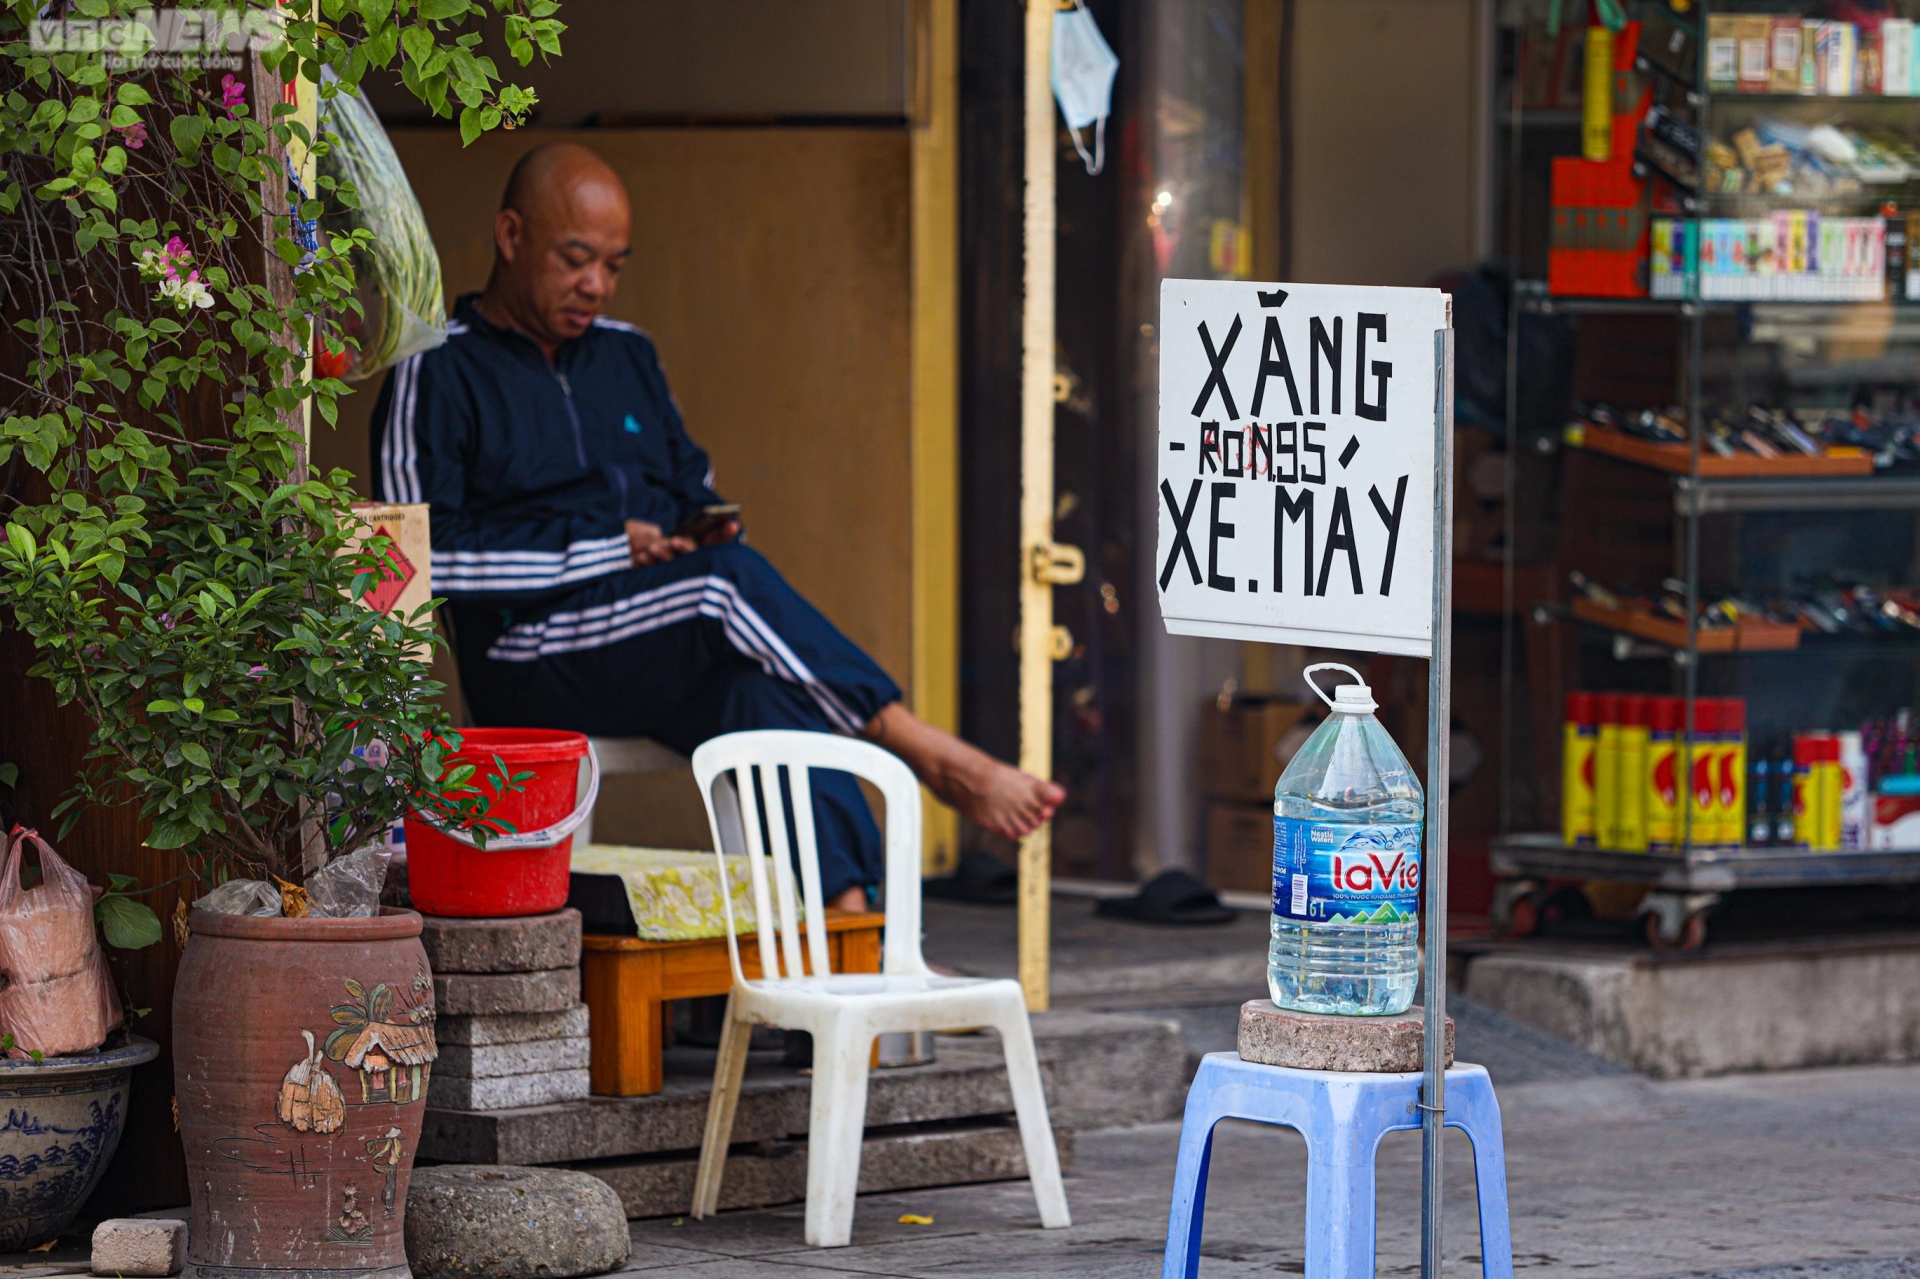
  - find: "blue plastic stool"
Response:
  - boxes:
[1162,1052,1514,1279]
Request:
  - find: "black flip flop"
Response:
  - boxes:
[1094,869,1238,926]
[923,849,1019,905]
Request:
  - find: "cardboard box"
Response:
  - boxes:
[1205,799,1276,896]
[1198,695,1311,803]
[347,503,433,655]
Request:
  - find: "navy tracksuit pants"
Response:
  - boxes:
[452,543,902,899]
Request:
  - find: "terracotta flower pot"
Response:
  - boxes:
[175,908,436,1279]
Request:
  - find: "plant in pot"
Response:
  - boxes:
[0,1,560,1273]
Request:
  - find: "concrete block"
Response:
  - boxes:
[406,1165,628,1279]
[436,1036,590,1079]
[1464,940,1920,1079]
[436,1004,590,1047]
[429,1068,591,1112]
[1031,1009,1188,1127]
[420,1009,1186,1165]
[1237,1000,1454,1073]
[92,1217,185,1277]
[577,1120,1075,1218]
[419,909,582,974]
[434,967,579,1017]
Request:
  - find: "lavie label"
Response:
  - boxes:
[1271,815,1421,924]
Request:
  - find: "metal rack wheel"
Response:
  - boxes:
[1491,879,1543,938]
[1639,889,1717,951]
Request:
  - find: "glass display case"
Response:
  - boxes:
[1493,0,1920,947]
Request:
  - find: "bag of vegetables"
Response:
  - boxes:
[317,71,447,382]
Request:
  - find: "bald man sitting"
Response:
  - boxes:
[371,142,1062,910]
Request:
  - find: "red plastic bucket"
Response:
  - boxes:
[404,728,594,918]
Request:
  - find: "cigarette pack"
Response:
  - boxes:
[1735,16,1773,91]
[1639,8,1696,86]
[1705,15,1738,91]
[1818,21,1857,96]
[1770,18,1803,93]
[1885,20,1914,95]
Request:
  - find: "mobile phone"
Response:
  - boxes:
[679,503,741,539]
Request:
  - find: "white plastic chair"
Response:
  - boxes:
[687,730,1071,1247]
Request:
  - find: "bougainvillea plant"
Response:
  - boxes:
[0,0,561,886]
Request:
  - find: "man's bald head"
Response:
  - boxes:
[500,141,627,219]
[481,142,633,357]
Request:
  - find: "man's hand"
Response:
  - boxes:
[688,517,741,547]
[627,519,695,567]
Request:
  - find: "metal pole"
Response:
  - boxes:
[1016,0,1057,1012]
[1421,323,1456,1279]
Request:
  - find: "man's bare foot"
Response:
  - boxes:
[863,704,1065,841]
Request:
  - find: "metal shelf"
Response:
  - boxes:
[1491,833,1920,892]
[1705,92,1920,106]
[1674,475,1920,514]
[1498,109,1582,128]
[1519,294,1691,316]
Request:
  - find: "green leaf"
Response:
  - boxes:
[0,764,14,788]
[145,817,199,850]
[180,743,211,769]
[97,895,162,950]
[168,114,207,159]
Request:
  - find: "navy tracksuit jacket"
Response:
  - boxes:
[369,295,900,896]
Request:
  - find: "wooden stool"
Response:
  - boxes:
[581,910,885,1096]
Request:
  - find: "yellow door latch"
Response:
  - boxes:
[1029,542,1085,586]
[1049,625,1073,660]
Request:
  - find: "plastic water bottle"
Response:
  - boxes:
[1268,663,1423,1016]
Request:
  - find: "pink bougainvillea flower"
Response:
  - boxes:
[116,121,147,149]
[247,665,267,681]
[220,74,246,116]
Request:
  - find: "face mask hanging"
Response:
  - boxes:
[1050,0,1119,176]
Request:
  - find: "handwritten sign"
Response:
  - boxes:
[1156,280,1449,657]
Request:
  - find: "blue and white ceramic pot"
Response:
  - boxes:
[0,1033,158,1250]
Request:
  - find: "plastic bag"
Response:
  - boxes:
[0,829,122,1057]
[196,879,282,917]
[305,845,392,919]
[317,69,446,382]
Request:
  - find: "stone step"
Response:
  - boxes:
[434,967,580,1017]
[420,1009,1185,1166]
[437,1005,590,1047]
[1460,935,1920,1079]
[421,910,582,975]
[429,1069,592,1111]
[571,1118,1075,1219]
[436,1036,591,1078]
